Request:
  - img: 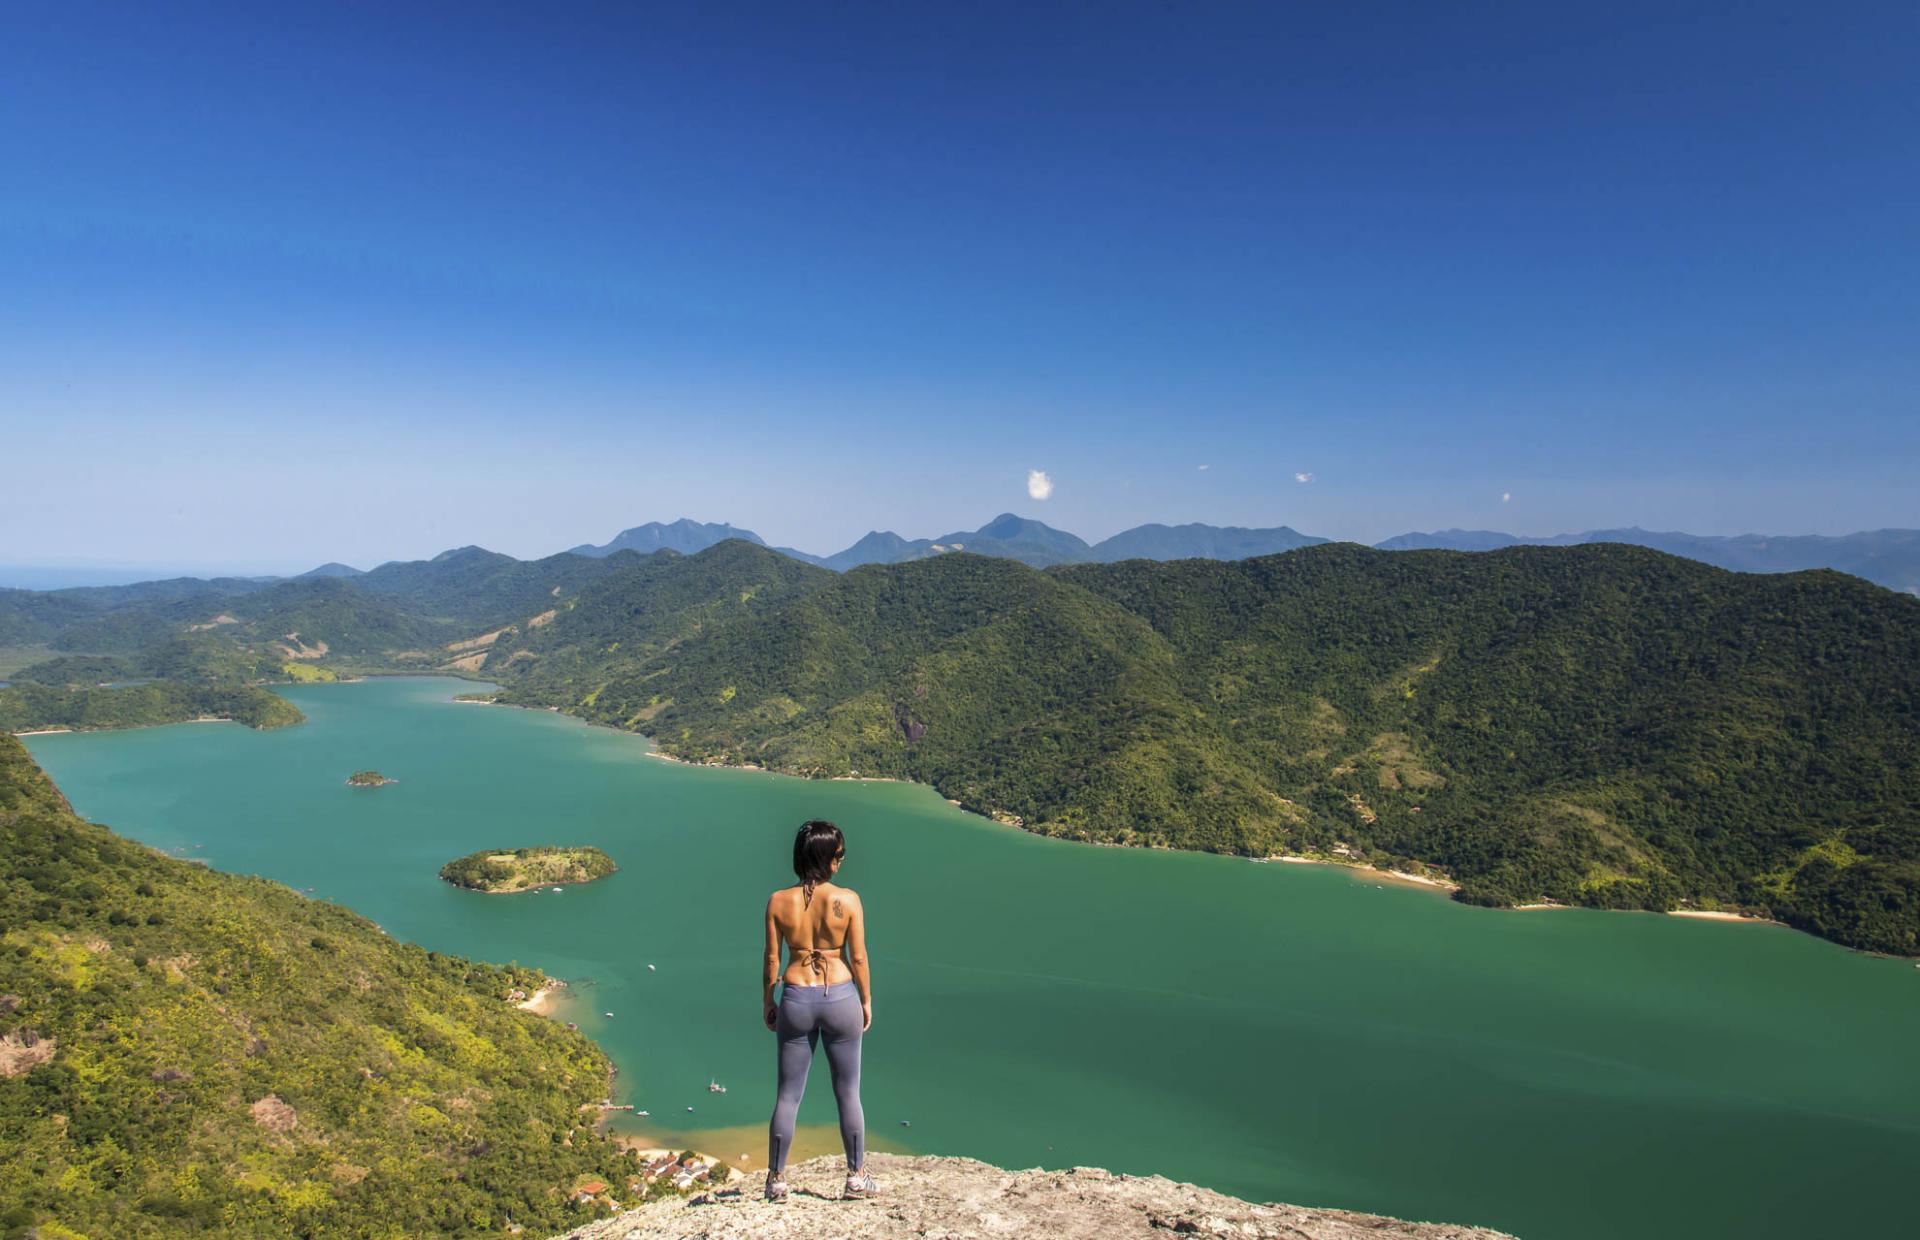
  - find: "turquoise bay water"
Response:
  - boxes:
[24,678,1920,1240]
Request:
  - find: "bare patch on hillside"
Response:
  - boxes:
[1370,733,1446,791]
[448,625,516,652]
[0,1031,57,1077]
[250,1093,299,1133]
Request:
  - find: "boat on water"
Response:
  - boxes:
[708,1078,727,1093]
[604,1011,614,1017]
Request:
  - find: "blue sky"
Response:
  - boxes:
[3,1,1916,575]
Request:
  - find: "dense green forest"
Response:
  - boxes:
[0,682,305,734]
[526,543,1918,955]
[4,538,1915,953]
[0,735,644,1237]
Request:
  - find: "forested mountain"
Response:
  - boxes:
[0,681,303,732]
[567,518,767,558]
[1090,522,1326,562]
[501,543,1917,954]
[555,515,1920,590]
[0,735,640,1235]
[1376,527,1920,594]
[823,513,1094,569]
[486,541,834,705]
[6,530,1917,953]
[351,547,640,624]
[0,548,652,674]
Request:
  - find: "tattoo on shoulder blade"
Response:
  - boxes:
[832,897,844,918]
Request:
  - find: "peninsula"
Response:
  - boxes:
[439,845,618,893]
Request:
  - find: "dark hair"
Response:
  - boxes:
[793,819,845,887]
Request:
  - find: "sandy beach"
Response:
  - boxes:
[516,982,562,1016]
[1670,909,1778,925]
[1263,853,1458,891]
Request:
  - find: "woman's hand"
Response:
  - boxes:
[862,1002,872,1032]
[764,1002,779,1031]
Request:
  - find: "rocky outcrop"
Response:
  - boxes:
[554,1154,1516,1239]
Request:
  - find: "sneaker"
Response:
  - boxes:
[764,1174,789,1202]
[843,1169,878,1199]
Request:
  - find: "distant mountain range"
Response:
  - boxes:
[553,517,1920,594]
[566,515,1333,572]
[8,518,1916,600]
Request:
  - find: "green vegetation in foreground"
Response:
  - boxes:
[517,543,1918,955]
[0,734,646,1236]
[439,846,619,894]
[0,682,304,734]
[345,770,395,787]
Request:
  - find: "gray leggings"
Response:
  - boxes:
[768,981,864,1174]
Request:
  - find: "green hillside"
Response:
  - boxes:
[530,544,1918,954]
[0,735,641,1237]
[487,540,836,710]
[7,538,1916,954]
[0,682,305,734]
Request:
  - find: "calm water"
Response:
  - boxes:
[25,678,1920,1240]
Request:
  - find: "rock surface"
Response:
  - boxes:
[554,1154,1517,1239]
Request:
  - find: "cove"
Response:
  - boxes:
[23,677,1920,1240]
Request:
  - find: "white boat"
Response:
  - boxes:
[686,1106,694,1112]
[604,1011,614,1017]
[551,886,563,892]
[647,963,656,971]
[636,1110,649,1116]
[708,1078,727,1093]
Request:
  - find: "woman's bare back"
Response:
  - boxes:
[768,881,861,987]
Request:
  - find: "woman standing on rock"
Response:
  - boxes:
[763,818,875,1201]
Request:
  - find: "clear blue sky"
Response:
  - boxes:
[3,0,1916,575]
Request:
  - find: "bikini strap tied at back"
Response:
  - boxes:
[797,881,832,983]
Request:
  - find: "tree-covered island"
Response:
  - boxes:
[345,770,396,787]
[439,846,618,893]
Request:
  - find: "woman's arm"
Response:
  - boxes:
[763,895,782,1030]
[845,892,871,1030]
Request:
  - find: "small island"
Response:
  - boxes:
[345,770,397,787]
[438,846,618,894]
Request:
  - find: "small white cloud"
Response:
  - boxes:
[1027,469,1054,501]
[1294,472,1315,484]
[1197,464,1210,471]
[1501,491,1512,503]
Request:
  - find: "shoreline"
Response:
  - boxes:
[448,873,614,896]
[1264,852,1457,891]
[1668,908,1782,926]
[534,708,1832,944]
[11,716,240,738]
[52,675,1868,953]
[516,982,563,1016]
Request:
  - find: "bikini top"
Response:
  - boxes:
[789,881,845,983]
